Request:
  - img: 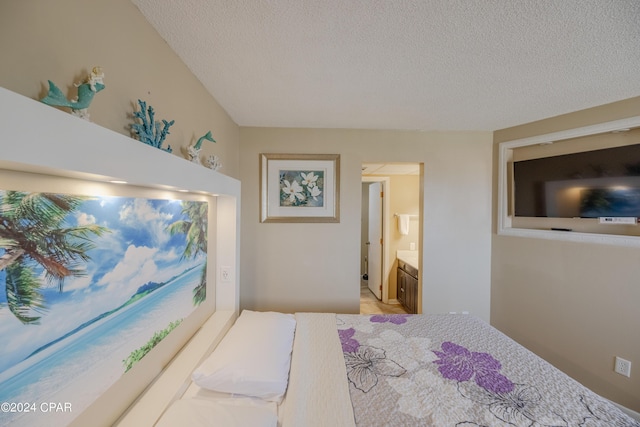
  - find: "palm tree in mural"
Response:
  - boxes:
[166,201,208,305]
[0,191,107,324]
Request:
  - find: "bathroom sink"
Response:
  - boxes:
[396,250,419,270]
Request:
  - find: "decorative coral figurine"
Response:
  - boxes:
[206,155,222,171]
[40,66,105,120]
[131,100,174,153]
[187,144,202,164]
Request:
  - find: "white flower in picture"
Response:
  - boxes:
[282,179,305,204]
[309,185,322,201]
[301,171,319,188]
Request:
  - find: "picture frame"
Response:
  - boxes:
[260,153,340,223]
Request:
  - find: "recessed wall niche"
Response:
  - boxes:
[498,116,640,247]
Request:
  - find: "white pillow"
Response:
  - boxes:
[155,398,276,427]
[192,310,296,402]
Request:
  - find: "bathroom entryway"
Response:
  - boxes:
[360,162,422,314]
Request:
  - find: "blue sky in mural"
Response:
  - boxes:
[0,193,207,375]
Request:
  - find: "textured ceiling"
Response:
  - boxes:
[132,0,640,131]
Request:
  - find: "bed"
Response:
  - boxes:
[154,310,639,427]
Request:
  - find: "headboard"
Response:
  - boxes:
[0,87,240,426]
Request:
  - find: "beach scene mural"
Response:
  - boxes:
[0,190,208,426]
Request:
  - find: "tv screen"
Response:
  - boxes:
[513,144,640,218]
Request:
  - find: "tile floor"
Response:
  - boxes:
[360,281,408,315]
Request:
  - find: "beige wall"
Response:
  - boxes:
[492,97,640,411]
[240,127,493,320]
[0,0,240,178]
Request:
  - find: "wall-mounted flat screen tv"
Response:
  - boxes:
[513,144,640,218]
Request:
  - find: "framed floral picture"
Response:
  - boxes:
[260,153,340,223]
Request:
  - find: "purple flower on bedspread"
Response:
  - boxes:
[338,328,360,353]
[344,345,406,393]
[433,342,514,394]
[369,314,410,324]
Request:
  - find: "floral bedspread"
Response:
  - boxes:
[336,314,638,427]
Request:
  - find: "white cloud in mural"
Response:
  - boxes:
[64,275,93,292]
[155,247,180,263]
[118,199,174,246]
[76,211,96,226]
[97,245,159,296]
[94,228,126,255]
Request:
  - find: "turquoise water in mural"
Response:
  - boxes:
[0,264,203,427]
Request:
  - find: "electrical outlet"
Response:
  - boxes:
[220,266,232,283]
[614,356,632,377]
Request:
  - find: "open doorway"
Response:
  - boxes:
[360,163,422,314]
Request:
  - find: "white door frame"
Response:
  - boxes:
[367,181,383,300]
[362,176,391,303]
